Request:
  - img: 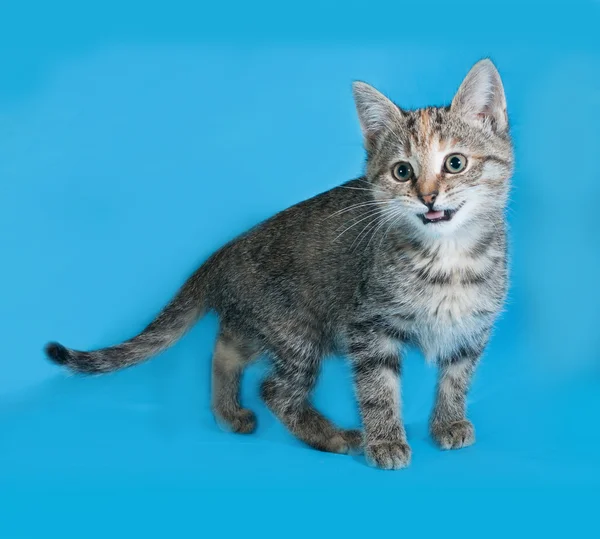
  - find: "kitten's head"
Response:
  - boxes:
[353,59,513,239]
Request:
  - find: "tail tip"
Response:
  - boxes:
[44,342,70,365]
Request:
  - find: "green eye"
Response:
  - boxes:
[392,161,414,182]
[444,153,467,174]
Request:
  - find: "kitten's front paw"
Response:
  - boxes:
[431,419,475,450]
[365,440,411,470]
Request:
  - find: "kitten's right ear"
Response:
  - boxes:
[352,82,402,148]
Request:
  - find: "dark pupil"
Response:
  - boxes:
[398,165,409,177]
[449,156,462,170]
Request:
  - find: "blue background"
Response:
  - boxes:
[1,1,599,536]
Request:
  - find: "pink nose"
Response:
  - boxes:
[419,192,438,208]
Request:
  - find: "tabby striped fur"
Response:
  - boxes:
[46,59,513,469]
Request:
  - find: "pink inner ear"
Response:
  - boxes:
[475,109,507,124]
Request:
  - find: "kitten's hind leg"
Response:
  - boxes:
[260,347,363,454]
[211,330,258,434]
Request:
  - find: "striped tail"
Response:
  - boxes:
[44,273,206,374]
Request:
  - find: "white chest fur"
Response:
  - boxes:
[388,235,505,362]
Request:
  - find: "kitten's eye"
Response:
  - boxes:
[392,162,414,182]
[444,154,467,174]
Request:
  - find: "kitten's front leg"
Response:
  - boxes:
[430,346,483,450]
[349,335,410,470]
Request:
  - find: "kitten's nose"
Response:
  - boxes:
[419,192,438,209]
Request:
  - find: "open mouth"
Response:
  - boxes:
[419,207,460,224]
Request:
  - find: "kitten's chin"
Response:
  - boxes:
[418,218,460,237]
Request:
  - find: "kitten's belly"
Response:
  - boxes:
[393,283,500,362]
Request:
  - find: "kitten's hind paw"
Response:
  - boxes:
[365,440,411,470]
[318,430,363,454]
[431,419,475,450]
[215,408,257,434]
[340,429,364,454]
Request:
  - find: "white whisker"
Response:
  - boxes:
[349,213,388,251]
[353,178,388,195]
[336,186,379,193]
[353,205,402,252]
[364,207,405,252]
[378,208,406,250]
[334,206,391,243]
[325,199,393,220]
[335,206,391,231]
[350,213,385,251]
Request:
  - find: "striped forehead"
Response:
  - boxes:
[408,107,449,144]
[376,106,459,171]
[405,108,456,175]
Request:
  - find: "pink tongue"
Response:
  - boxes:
[425,210,444,220]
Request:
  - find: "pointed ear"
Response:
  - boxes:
[352,81,403,148]
[451,59,508,132]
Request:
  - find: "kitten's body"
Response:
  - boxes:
[46,60,513,469]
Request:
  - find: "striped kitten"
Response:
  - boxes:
[46,59,513,470]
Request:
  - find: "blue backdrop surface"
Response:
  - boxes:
[1,1,599,536]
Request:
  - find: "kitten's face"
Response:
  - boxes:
[354,60,514,239]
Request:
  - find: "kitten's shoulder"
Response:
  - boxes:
[233,177,371,246]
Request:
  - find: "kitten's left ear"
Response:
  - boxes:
[451,59,508,133]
